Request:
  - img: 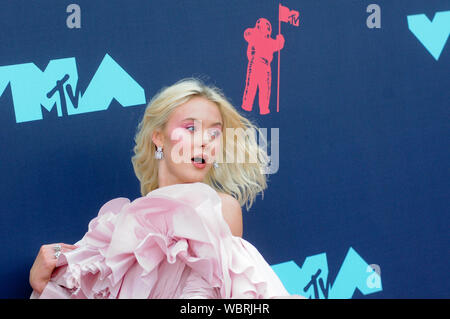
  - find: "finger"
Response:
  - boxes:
[51,243,78,251]
[43,252,58,266]
[44,244,67,259]
[60,243,78,250]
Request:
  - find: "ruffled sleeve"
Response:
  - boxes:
[31,182,291,299]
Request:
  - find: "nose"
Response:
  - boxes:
[192,127,211,149]
[201,132,213,149]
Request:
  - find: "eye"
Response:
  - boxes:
[186,125,195,132]
[209,129,221,139]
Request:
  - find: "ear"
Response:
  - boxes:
[152,129,165,149]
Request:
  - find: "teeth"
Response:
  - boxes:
[193,157,205,164]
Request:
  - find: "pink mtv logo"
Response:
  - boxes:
[241,4,299,115]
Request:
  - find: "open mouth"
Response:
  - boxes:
[191,157,206,164]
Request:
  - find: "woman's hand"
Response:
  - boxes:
[29,243,77,294]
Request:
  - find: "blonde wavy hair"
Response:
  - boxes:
[131,78,270,211]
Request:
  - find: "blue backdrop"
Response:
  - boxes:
[0,0,448,298]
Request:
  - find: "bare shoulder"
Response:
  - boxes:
[217,192,243,238]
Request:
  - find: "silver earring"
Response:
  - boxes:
[155,146,164,160]
[213,161,219,169]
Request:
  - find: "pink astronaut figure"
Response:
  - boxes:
[242,18,285,115]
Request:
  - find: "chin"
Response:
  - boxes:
[179,173,206,184]
[173,162,211,184]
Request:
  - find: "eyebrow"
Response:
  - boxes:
[182,117,223,127]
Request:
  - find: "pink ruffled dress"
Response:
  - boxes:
[30,182,291,299]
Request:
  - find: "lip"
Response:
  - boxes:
[191,153,208,169]
[191,160,207,169]
[193,153,209,163]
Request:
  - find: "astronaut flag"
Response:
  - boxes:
[277,3,300,112]
[279,3,300,27]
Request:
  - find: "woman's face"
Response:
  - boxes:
[153,96,223,187]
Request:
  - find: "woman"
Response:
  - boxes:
[29,78,302,299]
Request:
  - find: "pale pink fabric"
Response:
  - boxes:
[30,182,291,299]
